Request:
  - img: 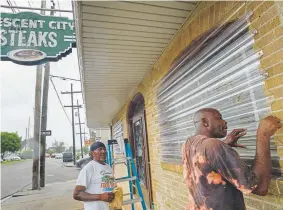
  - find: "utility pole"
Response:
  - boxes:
[32,0,46,190]
[25,128,28,151]
[75,100,84,158]
[83,127,86,144]
[39,0,55,188]
[27,116,30,148]
[32,65,43,189]
[76,129,88,158]
[62,84,82,165]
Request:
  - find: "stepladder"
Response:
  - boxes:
[107,138,147,210]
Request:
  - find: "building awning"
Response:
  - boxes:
[73,1,198,128]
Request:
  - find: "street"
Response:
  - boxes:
[1,158,80,199]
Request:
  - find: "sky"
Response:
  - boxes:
[0,0,89,149]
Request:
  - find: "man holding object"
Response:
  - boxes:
[73,142,115,210]
[182,108,282,210]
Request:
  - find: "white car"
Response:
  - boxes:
[4,156,21,161]
[13,156,21,161]
[55,153,63,159]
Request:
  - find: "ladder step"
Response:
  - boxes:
[113,157,131,162]
[108,139,146,210]
[112,160,127,165]
[123,197,142,205]
[115,176,136,183]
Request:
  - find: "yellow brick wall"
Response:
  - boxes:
[112,1,283,210]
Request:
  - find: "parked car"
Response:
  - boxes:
[76,156,92,169]
[63,152,73,162]
[51,154,56,158]
[4,155,21,161]
[15,156,21,161]
[55,153,63,159]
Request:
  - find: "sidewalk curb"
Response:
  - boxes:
[64,164,77,167]
[1,181,32,204]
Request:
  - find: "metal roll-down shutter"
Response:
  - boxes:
[113,120,124,155]
[157,13,281,175]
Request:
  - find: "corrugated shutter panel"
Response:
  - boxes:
[156,13,281,175]
[113,120,124,154]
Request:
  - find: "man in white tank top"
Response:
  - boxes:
[73,142,115,210]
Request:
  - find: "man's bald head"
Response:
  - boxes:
[193,108,219,125]
[193,108,227,138]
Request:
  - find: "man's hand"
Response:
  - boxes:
[258,116,282,137]
[100,192,115,202]
[224,129,247,148]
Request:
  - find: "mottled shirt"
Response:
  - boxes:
[182,135,259,210]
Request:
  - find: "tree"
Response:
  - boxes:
[83,145,89,155]
[1,132,21,159]
[76,152,81,160]
[46,148,55,156]
[66,146,73,153]
[52,140,65,153]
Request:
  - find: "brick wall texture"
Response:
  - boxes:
[112,1,283,210]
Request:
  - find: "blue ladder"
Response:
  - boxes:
[107,138,147,210]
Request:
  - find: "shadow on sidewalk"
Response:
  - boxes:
[1,180,83,210]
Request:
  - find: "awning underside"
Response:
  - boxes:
[76,1,197,128]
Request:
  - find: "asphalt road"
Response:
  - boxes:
[1,158,80,199]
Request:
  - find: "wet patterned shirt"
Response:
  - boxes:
[182,135,259,210]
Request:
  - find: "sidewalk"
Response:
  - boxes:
[1,180,83,210]
[1,164,143,210]
[64,162,77,167]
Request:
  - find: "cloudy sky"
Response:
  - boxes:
[0,0,89,149]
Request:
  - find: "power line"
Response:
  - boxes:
[28,1,34,12]
[50,74,80,81]
[6,0,16,13]
[12,0,20,12]
[50,77,72,125]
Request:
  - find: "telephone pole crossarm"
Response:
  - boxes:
[61,91,82,94]
[64,105,82,108]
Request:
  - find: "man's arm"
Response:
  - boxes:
[205,139,259,195]
[73,185,114,202]
[251,116,282,196]
[204,116,281,196]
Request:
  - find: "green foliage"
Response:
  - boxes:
[66,146,73,153]
[1,132,21,158]
[1,159,25,165]
[83,145,89,155]
[52,140,65,153]
[46,148,55,156]
[76,153,81,160]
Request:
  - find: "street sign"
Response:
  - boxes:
[0,12,75,65]
[41,130,52,136]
